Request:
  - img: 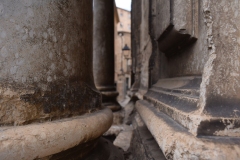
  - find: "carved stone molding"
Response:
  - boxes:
[0,108,113,160]
[150,0,199,57]
[136,101,240,159]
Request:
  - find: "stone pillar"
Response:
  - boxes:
[93,0,121,112]
[0,0,99,125]
[130,0,142,99]
[0,0,114,159]
[130,0,240,159]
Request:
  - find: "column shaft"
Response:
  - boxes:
[0,1,114,159]
[93,0,115,90]
[93,0,120,111]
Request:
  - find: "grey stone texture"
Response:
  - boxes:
[93,0,115,90]
[130,113,166,160]
[199,0,240,122]
[113,129,133,152]
[136,101,240,160]
[93,0,121,112]
[0,0,116,159]
[104,124,132,136]
[131,0,153,99]
[131,0,240,159]
[0,108,113,160]
[0,0,100,126]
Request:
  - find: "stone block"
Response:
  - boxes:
[114,130,133,152]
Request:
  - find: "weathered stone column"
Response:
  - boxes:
[0,1,113,159]
[93,0,121,112]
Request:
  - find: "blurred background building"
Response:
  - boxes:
[115,7,132,102]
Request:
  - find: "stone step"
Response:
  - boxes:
[135,100,240,159]
[144,87,200,131]
[145,88,199,113]
[153,86,200,97]
[142,95,194,131]
[153,76,202,90]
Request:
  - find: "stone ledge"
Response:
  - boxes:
[0,108,113,160]
[130,113,166,160]
[144,76,240,137]
[136,100,240,160]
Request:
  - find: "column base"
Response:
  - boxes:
[103,102,122,112]
[136,100,240,159]
[0,108,113,160]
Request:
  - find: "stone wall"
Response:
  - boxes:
[131,0,240,159]
[167,0,208,77]
[199,0,240,121]
[131,0,142,94]
[138,0,152,97]
[148,0,209,80]
[131,0,152,99]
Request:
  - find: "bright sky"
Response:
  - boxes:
[115,0,132,11]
